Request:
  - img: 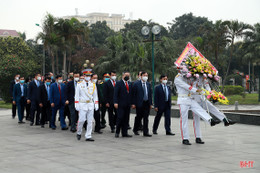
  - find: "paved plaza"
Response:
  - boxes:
[0,108,259,173]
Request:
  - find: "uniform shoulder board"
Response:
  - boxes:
[100,81,103,84]
[77,81,82,84]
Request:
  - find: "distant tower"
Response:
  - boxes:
[75,8,78,16]
[129,12,133,19]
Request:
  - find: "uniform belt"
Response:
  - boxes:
[79,100,93,103]
[178,94,191,97]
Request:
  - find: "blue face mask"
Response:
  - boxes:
[46,82,51,86]
[51,76,54,79]
[105,78,110,81]
[20,80,25,84]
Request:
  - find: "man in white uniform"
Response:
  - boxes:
[174,73,219,145]
[75,71,99,142]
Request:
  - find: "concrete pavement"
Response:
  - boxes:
[0,109,259,173]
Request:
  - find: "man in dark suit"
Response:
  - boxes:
[65,73,79,133]
[114,72,132,138]
[38,77,52,128]
[132,71,153,137]
[99,73,110,128]
[10,74,20,119]
[27,73,42,126]
[152,75,175,136]
[103,70,118,133]
[25,77,31,121]
[13,76,27,123]
[50,75,68,130]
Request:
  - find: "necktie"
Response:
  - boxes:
[143,83,148,101]
[125,82,129,93]
[164,85,168,101]
[47,86,50,101]
[58,84,61,101]
[113,81,115,87]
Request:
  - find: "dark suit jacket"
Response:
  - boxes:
[103,80,116,104]
[132,80,152,108]
[38,84,50,106]
[154,84,171,111]
[50,82,66,106]
[10,80,16,97]
[66,80,76,104]
[13,83,27,102]
[28,80,42,102]
[114,80,132,108]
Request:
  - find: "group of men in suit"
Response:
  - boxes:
[11,70,175,141]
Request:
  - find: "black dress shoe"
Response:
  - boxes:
[86,138,95,142]
[30,122,33,126]
[41,125,44,128]
[18,121,25,124]
[111,129,115,133]
[95,130,103,134]
[153,131,158,135]
[61,127,68,130]
[128,126,132,130]
[223,118,236,126]
[133,131,140,135]
[195,138,205,144]
[35,123,40,126]
[100,125,106,129]
[182,139,192,145]
[210,119,219,126]
[52,127,56,130]
[123,134,132,138]
[115,133,119,138]
[70,128,77,133]
[77,134,81,140]
[166,132,175,136]
[144,134,152,137]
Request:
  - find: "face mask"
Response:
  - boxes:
[111,76,117,81]
[37,77,41,81]
[20,80,24,84]
[51,76,54,79]
[15,77,19,81]
[138,76,141,80]
[58,79,63,84]
[162,80,167,84]
[105,78,110,81]
[92,79,97,83]
[74,78,79,82]
[124,76,129,81]
[142,76,148,82]
[85,76,90,81]
[46,82,51,86]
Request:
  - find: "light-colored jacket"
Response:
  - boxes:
[192,76,211,103]
[75,80,99,111]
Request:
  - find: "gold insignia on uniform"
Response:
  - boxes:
[176,74,180,78]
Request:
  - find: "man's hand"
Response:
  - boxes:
[39,103,43,108]
[100,104,102,107]
[106,103,110,107]
[51,103,55,107]
[114,104,118,109]
[65,100,69,105]
[150,105,153,109]
[196,89,202,93]
[131,105,136,109]
[12,101,16,105]
[27,100,31,104]
[154,107,158,112]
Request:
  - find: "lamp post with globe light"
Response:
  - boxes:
[141,25,162,100]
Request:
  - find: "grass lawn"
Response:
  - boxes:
[0,101,12,109]
[171,93,260,105]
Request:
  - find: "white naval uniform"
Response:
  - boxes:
[174,74,212,140]
[193,77,226,123]
[75,80,99,139]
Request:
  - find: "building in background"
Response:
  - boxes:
[63,12,133,31]
[0,29,19,38]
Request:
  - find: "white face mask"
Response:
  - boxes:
[142,76,148,82]
[92,79,97,83]
[111,76,117,81]
[74,78,79,82]
[85,76,90,81]
[162,80,167,84]
[15,77,19,81]
[58,79,63,84]
[37,77,41,81]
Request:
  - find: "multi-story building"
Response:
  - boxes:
[63,12,133,31]
[0,29,19,38]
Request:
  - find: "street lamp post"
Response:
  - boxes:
[35,23,45,75]
[141,25,161,101]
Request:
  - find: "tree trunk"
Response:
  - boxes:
[63,50,67,79]
[48,47,55,76]
[222,39,234,87]
[55,50,59,75]
[68,50,72,73]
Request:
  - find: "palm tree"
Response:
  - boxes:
[223,20,254,85]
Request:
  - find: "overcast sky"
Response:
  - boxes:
[1,0,260,40]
